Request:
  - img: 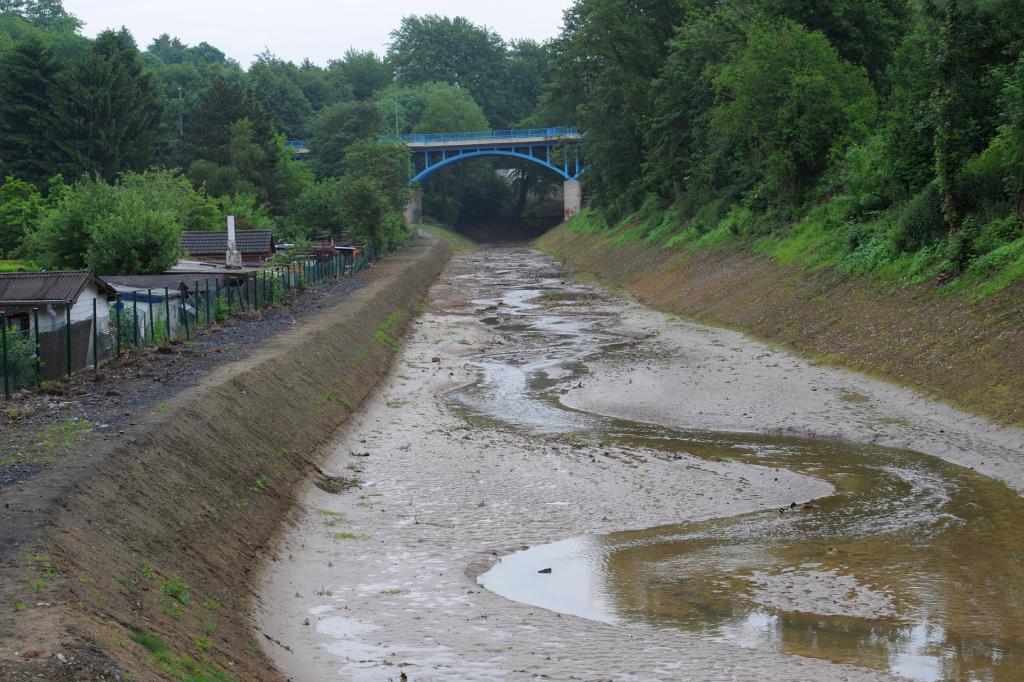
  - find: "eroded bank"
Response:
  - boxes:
[538,223,1024,427]
[0,237,450,681]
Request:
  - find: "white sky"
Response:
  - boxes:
[63,1,574,66]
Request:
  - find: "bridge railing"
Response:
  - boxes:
[388,127,581,145]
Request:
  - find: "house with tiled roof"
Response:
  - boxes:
[0,271,117,378]
[180,230,275,265]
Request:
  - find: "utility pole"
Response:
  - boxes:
[394,74,400,136]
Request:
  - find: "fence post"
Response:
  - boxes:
[115,299,121,357]
[180,282,190,340]
[65,304,72,378]
[1,313,9,400]
[249,275,255,309]
[194,281,200,326]
[148,289,155,344]
[205,279,211,322]
[33,307,41,387]
[133,299,139,349]
[92,298,98,371]
[164,288,171,339]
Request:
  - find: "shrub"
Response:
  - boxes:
[1,322,38,390]
[892,182,946,252]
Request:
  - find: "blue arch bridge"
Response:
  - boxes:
[391,127,587,225]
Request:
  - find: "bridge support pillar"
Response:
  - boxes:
[405,187,423,225]
[563,179,582,221]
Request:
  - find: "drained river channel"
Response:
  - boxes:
[258,244,1024,681]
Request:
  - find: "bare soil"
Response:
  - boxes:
[1,276,369,563]
[0,238,450,681]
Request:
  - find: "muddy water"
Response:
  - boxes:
[459,250,1024,681]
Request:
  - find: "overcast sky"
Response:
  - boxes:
[63,1,573,66]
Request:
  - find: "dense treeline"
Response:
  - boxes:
[7,1,1008,290]
[0,3,557,272]
[548,0,1024,292]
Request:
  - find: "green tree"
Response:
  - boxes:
[86,202,181,274]
[414,86,488,133]
[183,76,310,212]
[248,51,313,137]
[646,4,749,203]
[0,0,80,32]
[339,175,405,248]
[1002,56,1024,219]
[752,0,908,88]
[0,176,42,256]
[505,40,553,126]
[147,33,186,64]
[144,34,245,165]
[28,175,114,268]
[309,100,381,177]
[343,140,411,213]
[0,34,61,186]
[185,76,274,167]
[331,49,391,101]
[708,19,876,207]
[550,0,688,216]
[28,170,211,272]
[291,177,345,236]
[387,15,512,126]
[52,29,163,180]
[294,58,348,111]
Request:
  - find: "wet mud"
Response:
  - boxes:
[259,245,1024,681]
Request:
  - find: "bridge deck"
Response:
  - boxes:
[392,127,582,151]
[405,135,577,150]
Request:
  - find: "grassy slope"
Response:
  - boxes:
[539,218,1024,426]
[419,224,476,253]
[583,190,1024,301]
[0,260,40,272]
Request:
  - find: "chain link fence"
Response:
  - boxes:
[1,244,385,399]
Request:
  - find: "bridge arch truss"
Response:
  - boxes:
[410,143,584,184]
[392,127,588,224]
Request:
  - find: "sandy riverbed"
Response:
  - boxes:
[255,245,1023,681]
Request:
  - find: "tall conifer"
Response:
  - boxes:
[0,35,61,186]
[52,29,163,180]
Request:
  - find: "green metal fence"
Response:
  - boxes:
[1,246,380,399]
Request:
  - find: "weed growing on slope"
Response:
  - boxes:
[160,578,190,605]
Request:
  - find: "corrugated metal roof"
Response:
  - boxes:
[0,271,116,303]
[180,230,274,256]
[102,274,223,291]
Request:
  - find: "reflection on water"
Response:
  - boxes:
[454,249,1024,681]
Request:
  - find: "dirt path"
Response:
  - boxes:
[1,274,369,563]
[256,246,1023,681]
[0,240,448,682]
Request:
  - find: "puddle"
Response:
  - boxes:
[452,249,1024,681]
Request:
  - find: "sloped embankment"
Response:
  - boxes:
[0,237,450,681]
[539,224,1024,426]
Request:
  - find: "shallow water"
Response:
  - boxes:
[454,249,1024,681]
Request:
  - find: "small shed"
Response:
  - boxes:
[0,271,117,378]
[180,230,275,265]
[102,275,194,340]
